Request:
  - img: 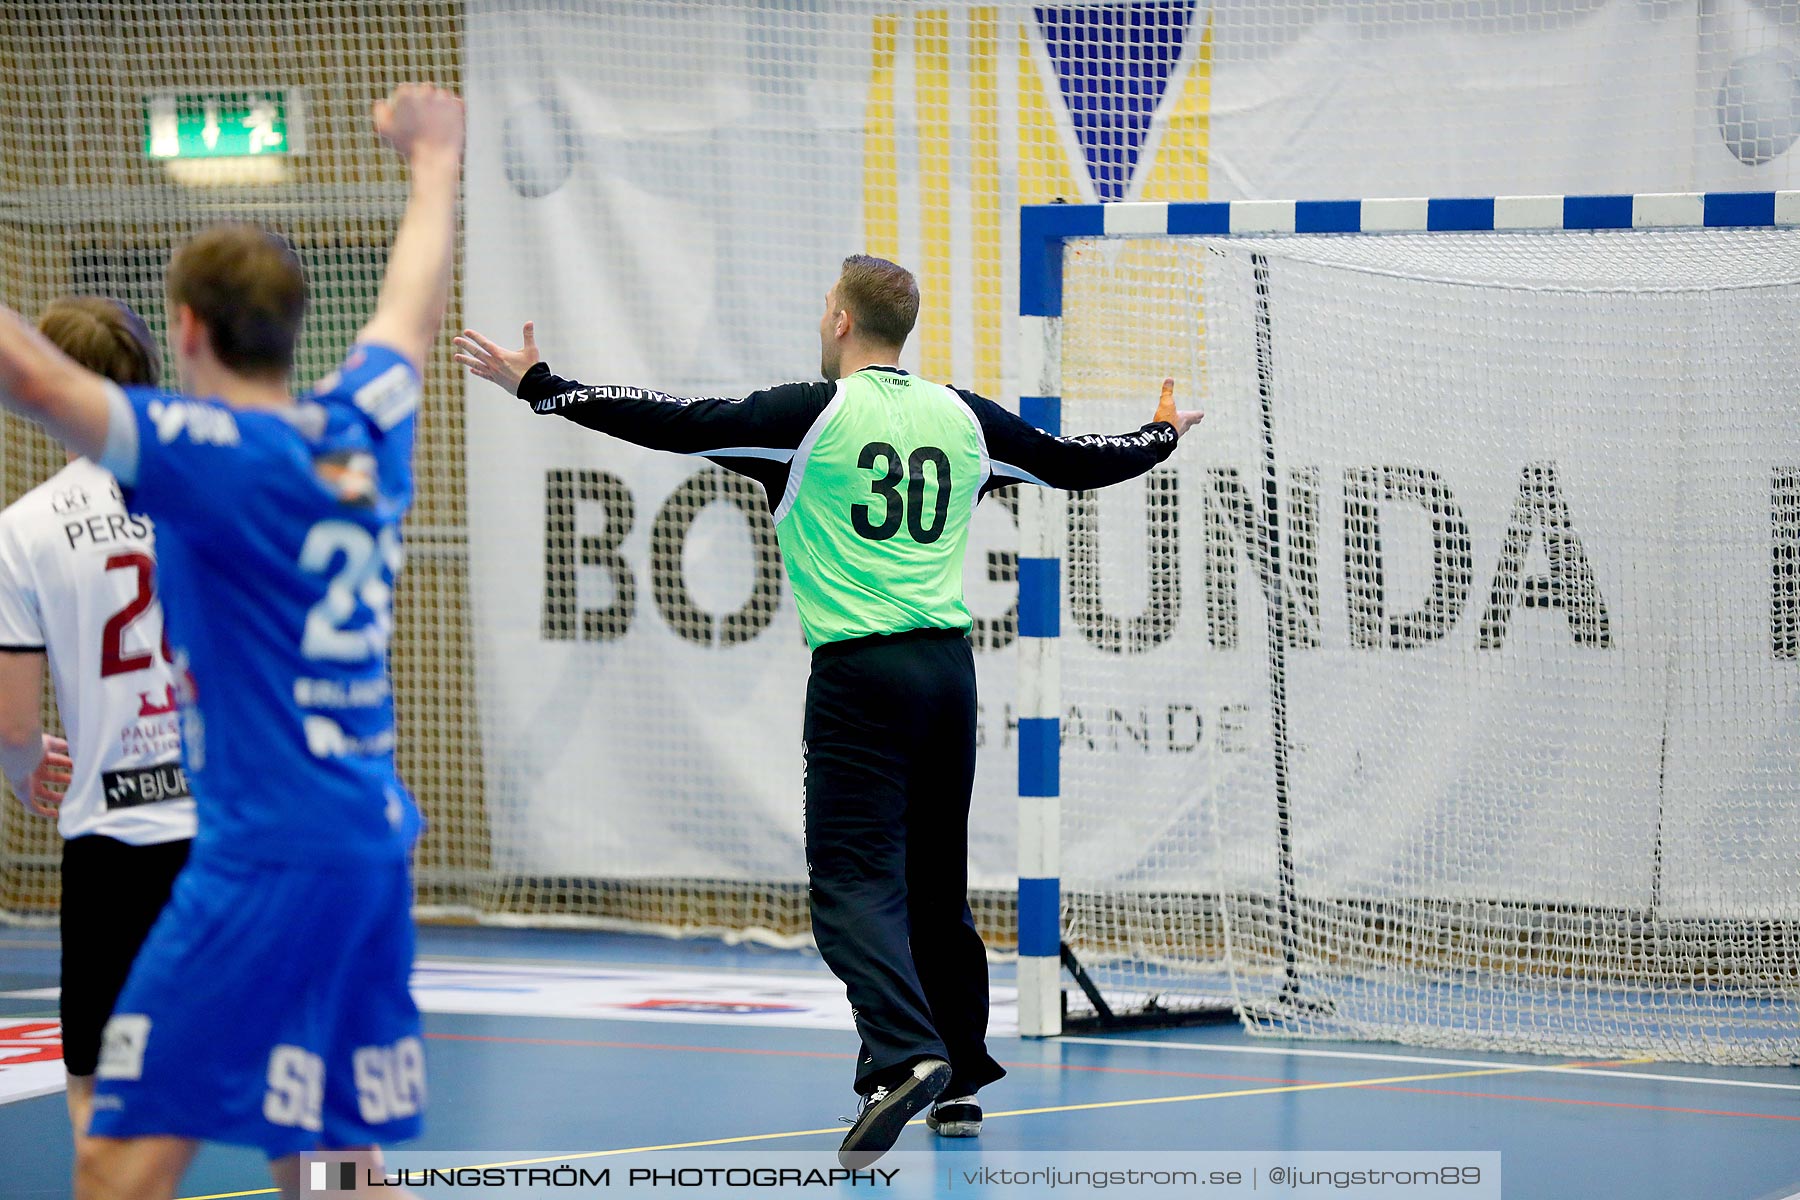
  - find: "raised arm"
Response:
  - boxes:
[357,84,466,376]
[0,307,118,462]
[964,378,1202,493]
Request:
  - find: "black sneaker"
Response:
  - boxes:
[837,1057,951,1168]
[925,1094,982,1137]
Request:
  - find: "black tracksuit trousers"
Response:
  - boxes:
[802,627,1007,1099]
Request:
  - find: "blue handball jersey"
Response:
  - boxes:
[99,343,423,865]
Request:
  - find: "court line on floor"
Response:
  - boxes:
[977,1059,1634,1119]
[426,1030,1295,1082]
[1059,1035,1800,1093]
[1367,1083,1800,1123]
[423,1031,1800,1121]
[0,1027,1310,1112]
[416,953,840,980]
[426,1031,854,1059]
[179,1057,1785,1200]
[174,1056,1653,1200]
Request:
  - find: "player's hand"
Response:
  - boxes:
[21,735,70,819]
[1153,377,1203,437]
[373,83,465,167]
[454,323,541,396]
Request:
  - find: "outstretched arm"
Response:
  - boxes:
[455,323,830,458]
[357,83,466,376]
[965,378,1202,493]
[0,307,118,462]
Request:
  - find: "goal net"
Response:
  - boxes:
[1044,211,1800,1062]
[0,2,474,925]
[1,7,1795,1071]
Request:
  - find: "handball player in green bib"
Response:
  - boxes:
[458,255,1202,1166]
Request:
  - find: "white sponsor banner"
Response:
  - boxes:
[1260,247,1800,916]
[1203,1,1795,202]
[1054,233,1800,916]
[463,1,1021,888]
[466,1,1800,896]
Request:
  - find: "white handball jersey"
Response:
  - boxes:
[0,458,195,845]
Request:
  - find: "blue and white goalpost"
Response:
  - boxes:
[1013,191,1800,1065]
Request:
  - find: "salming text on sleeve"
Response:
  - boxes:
[952,388,1178,494]
[517,362,833,503]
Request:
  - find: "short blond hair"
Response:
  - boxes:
[837,255,918,348]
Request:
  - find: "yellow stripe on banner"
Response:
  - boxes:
[970,6,1001,399]
[1138,9,1212,201]
[1017,22,1086,207]
[863,14,901,262]
[916,9,953,382]
[1136,11,1213,417]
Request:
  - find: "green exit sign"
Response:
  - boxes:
[145,89,305,159]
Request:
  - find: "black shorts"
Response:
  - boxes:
[60,834,191,1076]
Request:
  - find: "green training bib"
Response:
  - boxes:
[774,368,988,648]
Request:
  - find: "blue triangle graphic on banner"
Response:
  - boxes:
[1034,2,1198,203]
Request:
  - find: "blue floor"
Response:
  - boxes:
[2,925,1797,1199]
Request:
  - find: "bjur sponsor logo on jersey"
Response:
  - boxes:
[101,762,191,809]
